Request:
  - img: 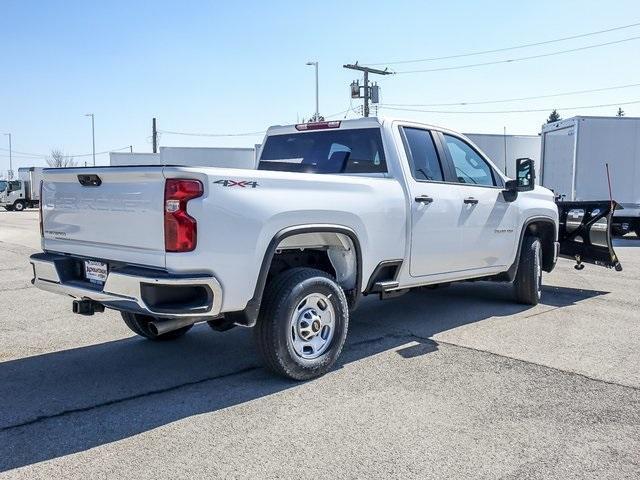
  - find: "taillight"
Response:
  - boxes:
[164,179,203,252]
[39,180,44,237]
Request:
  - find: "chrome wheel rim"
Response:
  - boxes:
[289,293,335,359]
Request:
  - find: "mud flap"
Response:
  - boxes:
[556,200,622,271]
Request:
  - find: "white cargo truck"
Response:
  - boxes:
[540,116,640,237]
[0,167,44,211]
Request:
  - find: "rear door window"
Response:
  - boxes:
[259,128,387,174]
[401,127,444,182]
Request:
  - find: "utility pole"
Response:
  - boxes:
[503,126,508,175]
[306,61,319,121]
[152,118,158,153]
[130,145,133,153]
[3,133,11,179]
[343,63,392,117]
[84,113,95,166]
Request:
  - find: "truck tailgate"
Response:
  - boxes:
[41,167,167,268]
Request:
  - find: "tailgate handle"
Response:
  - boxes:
[77,174,102,187]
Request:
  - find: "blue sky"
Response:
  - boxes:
[1,0,639,170]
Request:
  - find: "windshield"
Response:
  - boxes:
[259,128,387,174]
[0,181,7,192]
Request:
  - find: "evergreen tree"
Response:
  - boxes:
[546,109,561,123]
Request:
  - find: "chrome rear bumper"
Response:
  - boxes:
[30,252,222,318]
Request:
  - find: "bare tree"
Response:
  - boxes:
[46,149,77,168]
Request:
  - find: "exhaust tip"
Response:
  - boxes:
[147,321,160,336]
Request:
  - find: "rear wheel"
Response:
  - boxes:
[254,268,349,380]
[13,201,25,212]
[514,236,542,306]
[121,312,193,340]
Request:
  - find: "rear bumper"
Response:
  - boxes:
[30,252,222,318]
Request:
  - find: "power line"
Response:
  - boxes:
[158,129,266,137]
[158,111,352,137]
[0,145,131,159]
[393,35,640,74]
[382,82,640,107]
[367,21,640,66]
[379,99,640,114]
[0,147,46,158]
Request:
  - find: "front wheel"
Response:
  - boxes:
[13,201,26,212]
[514,236,543,305]
[254,268,349,380]
[121,312,193,340]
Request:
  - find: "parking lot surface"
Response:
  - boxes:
[1,210,639,479]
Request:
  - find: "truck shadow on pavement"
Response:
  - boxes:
[0,282,607,472]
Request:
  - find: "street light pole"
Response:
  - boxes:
[3,133,11,179]
[85,113,95,166]
[306,61,319,121]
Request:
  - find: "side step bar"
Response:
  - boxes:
[372,280,408,299]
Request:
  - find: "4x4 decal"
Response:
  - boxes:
[214,179,259,188]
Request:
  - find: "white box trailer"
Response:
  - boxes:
[109,152,160,166]
[465,133,541,179]
[540,116,640,236]
[159,147,256,169]
[110,148,257,169]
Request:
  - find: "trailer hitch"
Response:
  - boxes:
[72,299,105,316]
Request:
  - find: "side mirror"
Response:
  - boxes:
[515,157,535,191]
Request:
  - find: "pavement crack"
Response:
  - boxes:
[431,337,640,392]
[0,365,261,433]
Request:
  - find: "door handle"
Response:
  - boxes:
[414,195,434,204]
[463,197,479,205]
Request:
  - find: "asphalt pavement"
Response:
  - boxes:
[1,210,638,479]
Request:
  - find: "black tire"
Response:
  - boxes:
[514,236,543,305]
[254,267,349,381]
[121,312,193,340]
[13,201,26,212]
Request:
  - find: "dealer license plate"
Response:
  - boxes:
[85,260,108,284]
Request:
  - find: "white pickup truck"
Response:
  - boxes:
[30,118,621,380]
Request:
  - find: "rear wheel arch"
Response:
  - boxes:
[226,225,363,327]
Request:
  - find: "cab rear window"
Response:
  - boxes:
[259,128,387,174]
